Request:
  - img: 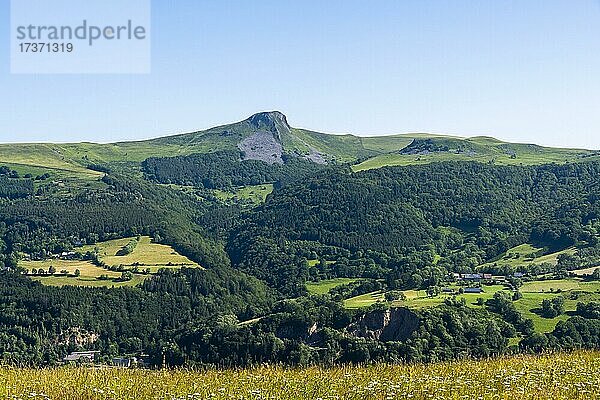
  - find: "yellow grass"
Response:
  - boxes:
[21,260,119,278]
[571,266,600,276]
[30,274,146,288]
[79,236,200,269]
[0,352,599,399]
[21,259,146,287]
[521,279,582,293]
[344,291,385,308]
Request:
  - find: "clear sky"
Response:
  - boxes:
[1,0,599,149]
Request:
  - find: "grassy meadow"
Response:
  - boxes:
[79,236,199,271]
[306,278,359,295]
[475,243,576,271]
[344,291,385,308]
[213,184,274,204]
[351,139,597,172]
[352,151,592,172]
[1,351,598,399]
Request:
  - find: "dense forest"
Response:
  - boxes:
[1,158,600,366]
[142,150,333,189]
[0,269,273,365]
[0,166,34,200]
[2,269,599,366]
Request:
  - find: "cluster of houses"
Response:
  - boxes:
[455,273,494,281]
[451,272,525,282]
[21,251,79,262]
[440,271,526,295]
[62,351,99,363]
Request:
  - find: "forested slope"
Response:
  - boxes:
[229,162,600,292]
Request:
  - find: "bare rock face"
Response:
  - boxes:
[347,307,419,342]
[238,111,291,164]
[247,111,291,139]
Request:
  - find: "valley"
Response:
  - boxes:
[4,1,598,396]
[1,112,600,369]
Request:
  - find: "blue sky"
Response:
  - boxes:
[1,0,599,149]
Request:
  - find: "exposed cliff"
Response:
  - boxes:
[347,307,419,342]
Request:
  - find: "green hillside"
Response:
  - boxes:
[1,112,597,180]
[353,136,598,171]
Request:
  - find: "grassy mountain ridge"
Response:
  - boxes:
[1,112,598,180]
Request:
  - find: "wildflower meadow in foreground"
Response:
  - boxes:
[1,351,599,400]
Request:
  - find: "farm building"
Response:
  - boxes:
[461,274,482,281]
[464,287,483,294]
[63,351,100,363]
[60,251,78,260]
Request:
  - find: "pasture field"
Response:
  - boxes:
[344,291,385,308]
[30,274,146,288]
[346,286,509,310]
[519,278,600,294]
[571,266,600,276]
[0,145,104,180]
[514,279,600,332]
[306,278,359,295]
[21,259,119,278]
[513,294,570,332]
[351,144,593,172]
[0,351,598,399]
[399,285,508,308]
[78,236,200,271]
[476,243,576,271]
[20,259,145,288]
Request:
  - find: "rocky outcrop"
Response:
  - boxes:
[347,307,419,342]
[53,326,99,347]
[247,111,291,139]
[303,147,327,164]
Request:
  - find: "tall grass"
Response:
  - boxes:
[1,351,598,399]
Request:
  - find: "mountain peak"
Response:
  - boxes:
[246,111,291,137]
